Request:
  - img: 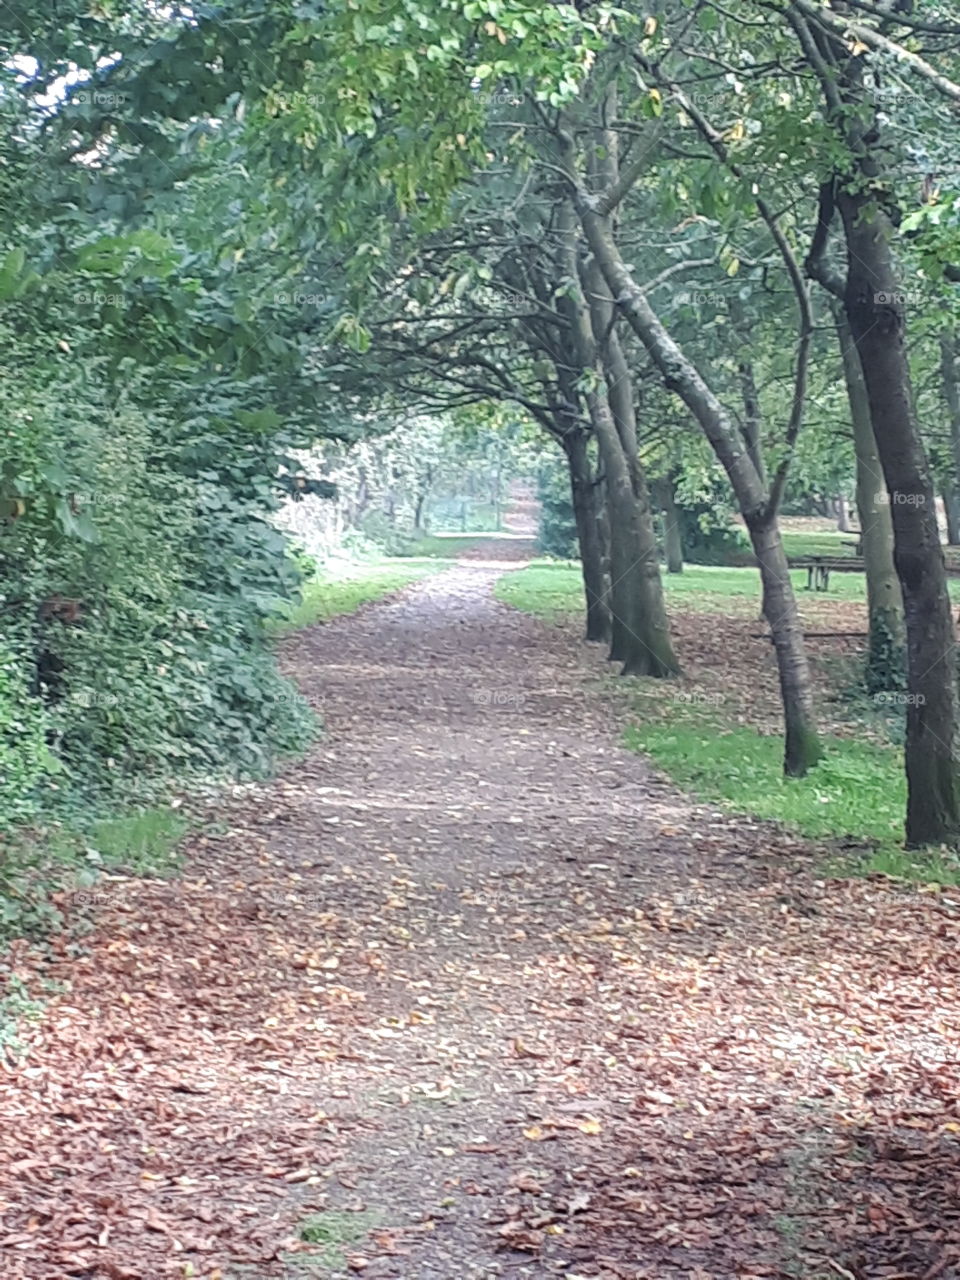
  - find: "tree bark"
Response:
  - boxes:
[551,202,678,675]
[562,429,611,643]
[659,476,684,573]
[581,259,678,675]
[941,335,960,542]
[790,0,960,843]
[943,485,960,546]
[835,495,851,532]
[835,307,904,690]
[588,385,678,674]
[576,194,822,773]
[837,185,960,845]
[729,299,767,486]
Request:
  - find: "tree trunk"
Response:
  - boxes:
[750,514,824,776]
[729,299,767,486]
[836,307,904,690]
[838,186,960,846]
[835,495,850,532]
[941,335,960,544]
[588,277,678,675]
[590,389,678,675]
[659,476,684,573]
[554,201,678,677]
[563,430,610,642]
[576,195,822,774]
[943,485,960,546]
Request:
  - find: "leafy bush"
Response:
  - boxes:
[0,642,50,824]
[536,461,578,559]
[0,367,316,817]
[672,497,750,565]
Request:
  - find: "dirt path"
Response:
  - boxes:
[3,544,960,1280]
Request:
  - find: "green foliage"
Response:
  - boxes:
[672,494,749,566]
[0,805,187,947]
[536,460,578,559]
[0,975,48,1064]
[0,641,50,823]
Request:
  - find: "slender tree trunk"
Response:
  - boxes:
[589,388,677,674]
[835,496,851,532]
[836,307,904,690]
[659,476,684,573]
[587,271,678,675]
[576,195,821,772]
[941,336,960,544]
[729,299,767,486]
[563,430,610,642]
[943,485,960,546]
[838,186,960,846]
[554,203,678,677]
[750,514,824,775]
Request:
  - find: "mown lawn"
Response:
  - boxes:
[496,558,960,617]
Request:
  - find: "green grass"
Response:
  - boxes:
[498,560,960,882]
[495,559,960,619]
[1,804,190,946]
[270,558,452,634]
[88,806,189,875]
[398,533,481,559]
[293,1210,379,1272]
[625,717,906,844]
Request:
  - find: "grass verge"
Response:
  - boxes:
[498,561,960,883]
[270,557,453,634]
[0,803,191,1052]
[0,804,189,947]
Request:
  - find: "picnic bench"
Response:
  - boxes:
[792,551,960,590]
[790,554,864,591]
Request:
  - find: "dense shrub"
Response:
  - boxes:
[536,461,578,559]
[0,368,316,821]
[0,642,49,824]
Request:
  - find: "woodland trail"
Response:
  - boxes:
[3,539,960,1280]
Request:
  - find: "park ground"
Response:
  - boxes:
[1,518,960,1279]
